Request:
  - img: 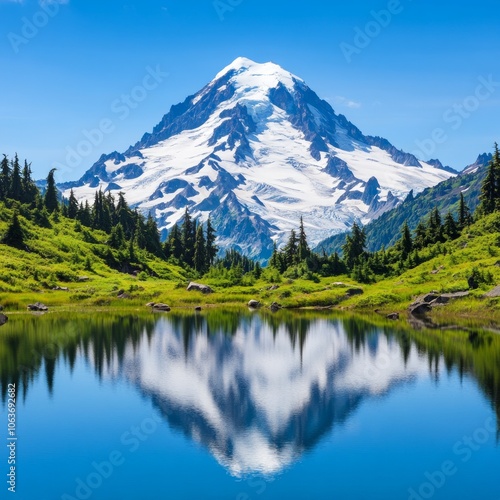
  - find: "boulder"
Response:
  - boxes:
[27,302,48,312]
[186,282,213,294]
[117,292,131,299]
[152,303,170,311]
[345,288,363,297]
[485,285,500,298]
[52,286,69,291]
[409,302,432,316]
[386,313,399,320]
[268,285,279,291]
[78,276,90,282]
[194,306,202,311]
[269,302,281,312]
[0,313,7,326]
[432,292,470,304]
[248,300,261,309]
[145,302,156,307]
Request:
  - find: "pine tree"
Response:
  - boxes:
[205,216,218,268]
[21,160,37,205]
[443,211,459,240]
[270,241,279,269]
[342,222,366,269]
[68,190,79,219]
[165,223,183,260]
[284,229,298,267]
[458,192,472,229]
[193,225,207,273]
[78,201,92,227]
[479,157,497,215]
[2,211,25,249]
[9,154,22,201]
[426,208,443,245]
[297,217,310,261]
[144,213,162,256]
[413,220,427,249]
[181,208,195,267]
[108,223,126,249]
[0,155,10,201]
[399,221,413,259]
[44,168,59,212]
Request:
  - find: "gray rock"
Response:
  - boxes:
[153,303,170,311]
[484,285,500,298]
[27,302,49,312]
[187,282,213,294]
[117,293,131,299]
[0,313,7,326]
[409,302,432,316]
[194,306,202,311]
[269,302,281,312]
[78,276,90,282]
[345,288,363,297]
[52,286,69,291]
[146,302,156,307]
[248,300,261,308]
[268,285,279,291]
[386,313,399,320]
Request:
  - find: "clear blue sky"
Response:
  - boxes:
[1,0,499,180]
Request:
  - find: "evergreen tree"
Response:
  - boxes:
[181,208,195,267]
[78,201,92,227]
[108,223,126,249]
[458,192,472,229]
[479,157,497,215]
[426,208,443,245]
[9,154,22,201]
[144,213,162,256]
[193,225,207,273]
[21,160,37,205]
[205,216,218,268]
[2,211,25,249]
[443,211,459,240]
[44,168,59,212]
[297,216,310,261]
[270,241,279,269]
[413,220,427,249]
[68,190,79,219]
[0,155,10,200]
[284,229,298,267]
[342,222,366,269]
[399,221,413,260]
[165,223,183,260]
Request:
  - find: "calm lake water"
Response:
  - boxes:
[1,311,499,500]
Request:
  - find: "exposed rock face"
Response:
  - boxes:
[187,282,213,294]
[409,291,470,316]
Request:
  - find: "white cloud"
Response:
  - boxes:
[333,95,362,109]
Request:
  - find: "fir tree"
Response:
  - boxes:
[181,208,195,267]
[399,221,413,260]
[284,229,298,267]
[68,190,79,219]
[443,211,459,240]
[458,192,472,229]
[21,160,37,205]
[205,216,218,267]
[479,157,497,215]
[108,223,126,249]
[144,214,162,256]
[2,211,25,249]
[342,222,366,269]
[44,168,59,212]
[297,216,310,261]
[9,154,22,201]
[165,223,183,260]
[0,155,10,200]
[194,225,207,273]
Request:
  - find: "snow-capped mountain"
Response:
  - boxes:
[62,57,455,259]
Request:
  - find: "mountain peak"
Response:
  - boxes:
[214,57,302,91]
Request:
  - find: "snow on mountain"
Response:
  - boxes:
[62,57,455,260]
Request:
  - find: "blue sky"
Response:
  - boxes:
[1,0,499,180]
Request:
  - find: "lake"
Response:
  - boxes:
[1,311,499,500]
